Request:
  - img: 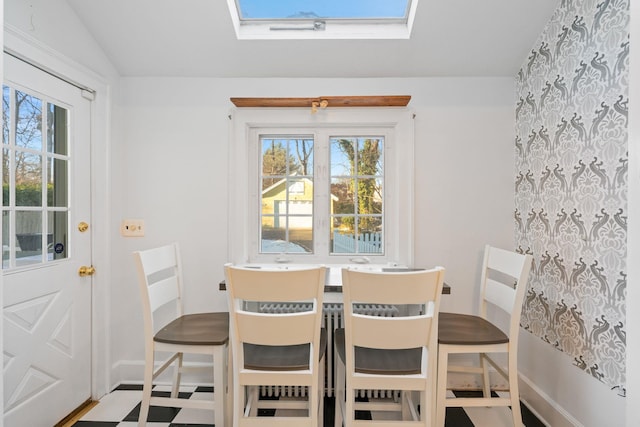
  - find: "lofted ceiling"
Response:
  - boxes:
[66,0,560,78]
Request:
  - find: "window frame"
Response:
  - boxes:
[228,107,415,266]
[225,0,419,40]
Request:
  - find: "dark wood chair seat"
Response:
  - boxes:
[244,328,327,371]
[154,312,229,346]
[438,312,508,346]
[335,328,422,375]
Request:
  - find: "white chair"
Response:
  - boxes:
[133,243,229,427]
[224,264,327,427]
[334,267,445,427]
[435,245,533,427]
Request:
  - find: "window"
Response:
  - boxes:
[2,85,70,269]
[330,136,384,255]
[260,136,314,254]
[226,0,419,40]
[229,108,414,266]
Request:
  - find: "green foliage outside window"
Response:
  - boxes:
[2,183,55,206]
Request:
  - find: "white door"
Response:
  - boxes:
[2,54,93,427]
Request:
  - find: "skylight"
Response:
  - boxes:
[227,0,418,40]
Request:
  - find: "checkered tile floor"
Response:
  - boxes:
[70,384,545,426]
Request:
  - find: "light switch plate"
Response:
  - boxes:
[121,219,145,237]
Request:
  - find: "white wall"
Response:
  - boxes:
[4,0,118,80]
[412,78,517,315]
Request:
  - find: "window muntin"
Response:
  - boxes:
[2,85,70,269]
[330,136,383,255]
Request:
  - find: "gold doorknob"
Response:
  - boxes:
[78,266,96,277]
[78,222,89,232]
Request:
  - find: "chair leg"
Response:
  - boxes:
[212,345,226,427]
[345,383,355,426]
[138,351,154,427]
[480,353,491,399]
[508,351,523,427]
[428,347,438,427]
[171,352,183,398]
[435,346,448,427]
[401,391,410,420]
[248,386,259,417]
[227,344,234,427]
[232,374,246,427]
[318,355,325,427]
[334,356,345,427]
[311,383,320,427]
[424,377,433,426]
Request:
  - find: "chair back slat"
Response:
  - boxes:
[236,310,319,346]
[148,276,181,312]
[345,269,441,305]
[483,278,516,314]
[227,267,326,302]
[137,244,178,276]
[351,315,433,349]
[485,245,530,280]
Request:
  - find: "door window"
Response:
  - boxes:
[2,85,70,269]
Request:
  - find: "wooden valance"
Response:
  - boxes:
[230,95,411,108]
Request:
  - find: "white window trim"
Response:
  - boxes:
[225,0,419,40]
[228,107,415,267]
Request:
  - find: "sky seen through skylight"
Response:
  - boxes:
[237,0,409,20]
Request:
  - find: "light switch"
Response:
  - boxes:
[121,219,145,237]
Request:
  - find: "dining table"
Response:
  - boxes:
[219,264,451,298]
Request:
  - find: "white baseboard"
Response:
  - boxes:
[519,373,582,427]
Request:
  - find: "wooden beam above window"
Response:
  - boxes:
[229,95,411,108]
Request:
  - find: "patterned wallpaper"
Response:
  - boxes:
[515,0,629,394]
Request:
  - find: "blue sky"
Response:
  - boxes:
[237,0,408,19]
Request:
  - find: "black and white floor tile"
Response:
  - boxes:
[70,384,546,427]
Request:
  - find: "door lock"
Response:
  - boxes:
[78,266,96,277]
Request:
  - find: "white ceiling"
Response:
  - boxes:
[66,0,560,78]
